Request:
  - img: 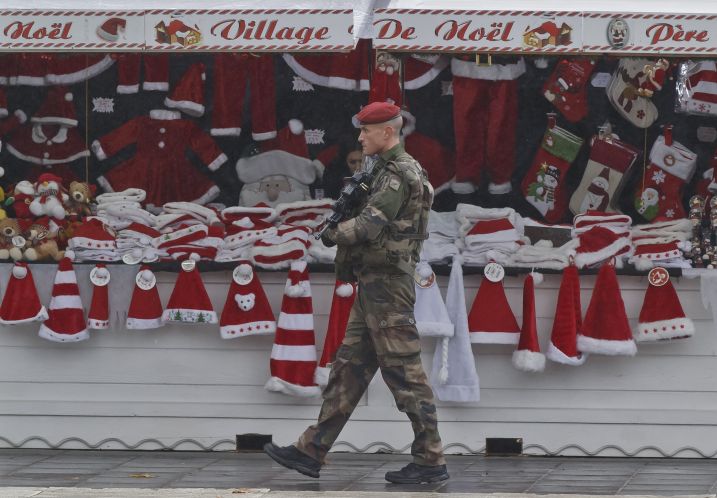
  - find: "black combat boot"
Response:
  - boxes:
[385,462,449,484]
[263,442,321,478]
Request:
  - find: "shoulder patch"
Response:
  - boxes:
[389,177,402,191]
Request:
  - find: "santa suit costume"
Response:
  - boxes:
[92,110,228,207]
[210,53,276,140]
[2,53,113,86]
[451,56,525,194]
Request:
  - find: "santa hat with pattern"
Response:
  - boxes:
[265,260,321,397]
[512,272,546,372]
[0,262,48,325]
[220,262,276,339]
[162,255,217,324]
[635,267,694,342]
[164,62,206,117]
[126,266,164,330]
[32,86,78,127]
[315,279,356,386]
[87,264,110,330]
[468,269,521,344]
[413,261,453,338]
[38,258,88,343]
[546,265,586,365]
[578,263,637,356]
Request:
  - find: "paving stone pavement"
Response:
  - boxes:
[1,449,717,495]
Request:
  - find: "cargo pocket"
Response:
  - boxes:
[373,311,421,358]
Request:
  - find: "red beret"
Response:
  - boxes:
[356,102,401,125]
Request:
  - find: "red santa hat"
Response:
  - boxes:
[32,86,78,127]
[219,263,276,339]
[249,225,311,270]
[126,266,164,330]
[38,258,89,343]
[578,263,637,356]
[265,260,321,397]
[164,62,206,117]
[120,223,161,246]
[260,119,309,158]
[154,224,209,249]
[574,226,631,269]
[222,204,277,227]
[162,256,217,324]
[68,218,117,251]
[635,267,694,342]
[413,262,453,338]
[315,280,356,386]
[275,199,334,229]
[87,264,110,330]
[512,272,546,372]
[468,270,521,344]
[0,87,7,119]
[0,262,48,325]
[546,265,586,366]
[465,218,520,245]
[96,17,126,42]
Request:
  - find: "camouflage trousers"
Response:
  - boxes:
[296,271,445,467]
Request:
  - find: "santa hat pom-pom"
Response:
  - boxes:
[288,119,304,135]
[65,92,73,102]
[633,258,653,272]
[189,252,201,262]
[385,65,395,76]
[14,109,27,124]
[64,249,75,261]
[335,282,354,297]
[286,282,306,298]
[530,271,543,285]
[140,269,153,281]
[12,265,27,279]
[416,262,433,279]
[237,263,253,278]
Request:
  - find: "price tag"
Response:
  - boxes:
[90,266,110,286]
[484,262,505,283]
[122,253,141,265]
[648,267,670,287]
[414,269,435,288]
[233,265,253,285]
[181,259,196,272]
[136,270,156,290]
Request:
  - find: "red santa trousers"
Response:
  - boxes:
[115,53,170,94]
[211,53,276,141]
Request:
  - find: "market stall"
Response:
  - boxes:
[1,0,717,458]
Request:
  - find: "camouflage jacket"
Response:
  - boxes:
[330,143,434,279]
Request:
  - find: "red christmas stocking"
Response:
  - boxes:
[543,59,596,123]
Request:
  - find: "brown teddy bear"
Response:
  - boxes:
[24,218,64,262]
[65,181,95,220]
[0,218,28,261]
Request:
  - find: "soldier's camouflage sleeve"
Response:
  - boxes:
[330,167,406,246]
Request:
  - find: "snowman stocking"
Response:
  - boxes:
[543,59,596,123]
[521,119,583,223]
[634,133,697,221]
[569,134,639,215]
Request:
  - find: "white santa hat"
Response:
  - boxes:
[0,262,48,325]
[219,263,276,339]
[165,62,206,117]
[87,264,110,330]
[126,266,164,330]
[546,265,586,366]
[578,263,637,356]
[38,258,89,343]
[265,260,321,397]
[162,255,217,324]
[413,261,453,338]
[468,272,521,344]
[635,267,694,342]
[512,273,546,372]
[315,280,356,386]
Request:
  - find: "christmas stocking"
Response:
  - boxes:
[634,134,697,221]
[569,134,639,216]
[543,59,596,123]
[368,52,401,105]
[521,121,583,223]
[606,58,667,128]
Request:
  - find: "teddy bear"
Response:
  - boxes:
[0,218,29,261]
[65,181,95,220]
[30,173,67,220]
[8,181,35,220]
[24,218,64,262]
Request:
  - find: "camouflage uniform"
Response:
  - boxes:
[296,143,445,467]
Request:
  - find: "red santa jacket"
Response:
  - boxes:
[6,122,89,165]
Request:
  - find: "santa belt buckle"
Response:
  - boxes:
[475,53,492,66]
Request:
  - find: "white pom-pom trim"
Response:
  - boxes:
[12,265,27,279]
[189,252,201,262]
[530,271,543,285]
[286,283,306,298]
[416,262,433,279]
[335,283,354,297]
[288,119,304,135]
[64,249,75,261]
[140,269,154,280]
[65,92,73,102]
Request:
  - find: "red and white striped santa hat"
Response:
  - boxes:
[126,266,164,330]
[315,280,356,386]
[0,262,48,325]
[265,260,321,397]
[87,264,110,330]
[38,257,88,343]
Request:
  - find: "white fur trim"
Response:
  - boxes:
[49,295,83,309]
[451,181,477,194]
[416,321,455,338]
[54,270,78,284]
[14,109,27,123]
[574,235,631,269]
[291,260,308,272]
[270,343,317,362]
[162,309,218,324]
[530,272,544,285]
[265,376,321,397]
[401,110,416,137]
[512,349,546,372]
[45,54,114,85]
[126,317,165,330]
[312,159,325,180]
[546,341,587,366]
[488,181,512,195]
[38,325,89,343]
[282,54,370,91]
[0,306,48,325]
[251,240,308,264]
[207,153,228,172]
[404,55,450,90]
[6,144,88,166]
[469,331,520,344]
[220,321,276,339]
[164,97,204,117]
[635,317,695,342]
[88,318,109,330]
[577,334,637,356]
[149,109,181,120]
[0,108,7,119]
[251,130,278,141]
[14,75,46,86]
[190,185,221,206]
[314,365,331,387]
[211,127,242,137]
[92,140,108,161]
[117,84,140,94]
[451,57,526,81]
[142,81,169,91]
[335,283,354,298]
[288,119,304,134]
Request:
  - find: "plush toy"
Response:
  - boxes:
[0,218,28,260]
[24,218,64,261]
[65,181,95,220]
[7,181,34,219]
[30,173,67,220]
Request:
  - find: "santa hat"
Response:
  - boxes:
[429,256,480,402]
[68,218,117,251]
[468,271,521,344]
[120,223,161,246]
[162,256,217,324]
[38,258,89,343]
[578,263,637,356]
[265,260,321,397]
[0,87,7,119]
[546,265,586,366]
[87,264,110,330]
[465,218,520,245]
[126,266,164,330]
[164,62,205,117]
[635,267,694,342]
[512,273,546,372]
[260,119,309,159]
[96,17,126,42]
[222,204,277,229]
[275,199,334,228]
[413,261,453,338]
[574,226,631,269]
[0,262,48,325]
[220,263,276,339]
[315,280,356,386]
[249,225,311,270]
[32,86,78,127]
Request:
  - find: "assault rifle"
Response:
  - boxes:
[314,170,373,240]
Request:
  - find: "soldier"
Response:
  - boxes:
[264,102,448,484]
